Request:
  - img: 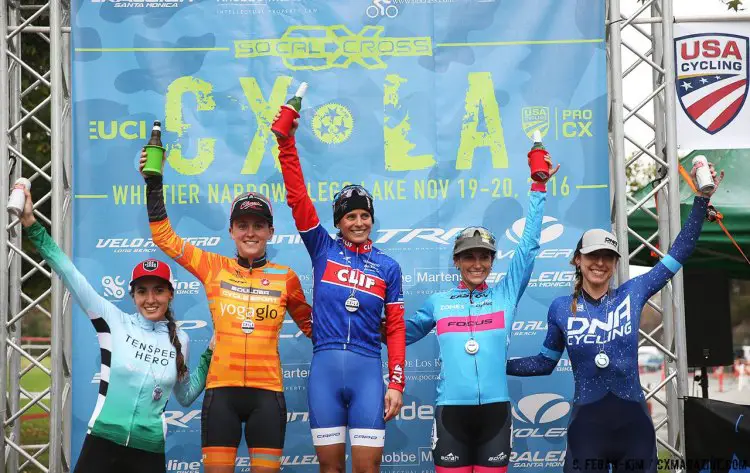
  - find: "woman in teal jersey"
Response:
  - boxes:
[20,188,213,473]
[399,155,558,473]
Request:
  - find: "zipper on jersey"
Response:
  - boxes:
[127,357,150,446]
[469,290,482,404]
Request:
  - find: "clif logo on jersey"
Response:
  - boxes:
[675,33,749,134]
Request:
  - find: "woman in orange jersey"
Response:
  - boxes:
[139,153,312,473]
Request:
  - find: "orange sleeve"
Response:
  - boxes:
[149,218,218,284]
[285,269,312,338]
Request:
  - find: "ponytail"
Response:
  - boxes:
[165,309,188,382]
[570,254,583,314]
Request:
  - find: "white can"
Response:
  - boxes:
[691,155,715,193]
[7,178,31,217]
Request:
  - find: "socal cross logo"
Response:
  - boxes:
[675,33,749,134]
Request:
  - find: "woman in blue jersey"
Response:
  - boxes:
[507,163,723,473]
[20,189,213,473]
[274,114,406,473]
[401,154,559,473]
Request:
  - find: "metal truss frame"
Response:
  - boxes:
[2,0,743,471]
[1,0,71,470]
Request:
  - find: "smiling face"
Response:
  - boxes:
[229,214,274,260]
[337,209,373,245]
[454,249,494,291]
[131,277,173,322]
[575,250,618,290]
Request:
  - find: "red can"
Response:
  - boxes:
[271,105,300,139]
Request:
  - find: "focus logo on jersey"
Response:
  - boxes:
[436,312,504,335]
[321,261,386,299]
[567,295,632,345]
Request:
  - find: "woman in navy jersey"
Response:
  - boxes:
[508,162,723,473]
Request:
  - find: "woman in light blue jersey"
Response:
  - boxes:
[399,154,558,473]
[20,188,213,473]
[507,163,723,473]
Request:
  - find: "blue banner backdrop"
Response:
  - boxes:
[71,1,608,471]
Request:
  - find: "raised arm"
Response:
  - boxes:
[632,195,709,300]
[498,188,546,309]
[173,333,213,407]
[405,295,437,346]
[285,269,313,338]
[144,174,218,283]
[276,128,332,258]
[507,303,564,377]
[24,221,120,326]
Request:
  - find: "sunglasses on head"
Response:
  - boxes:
[333,185,372,202]
[456,226,496,245]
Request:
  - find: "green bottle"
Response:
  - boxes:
[272,82,308,138]
[284,82,308,112]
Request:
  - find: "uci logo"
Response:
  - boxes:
[506,216,564,245]
[512,393,571,425]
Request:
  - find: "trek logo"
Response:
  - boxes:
[567,295,632,345]
[505,216,564,245]
[512,393,571,425]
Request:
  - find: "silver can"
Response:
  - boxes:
[691,155,715,194]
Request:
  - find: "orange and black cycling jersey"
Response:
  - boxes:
[145,176,312,391]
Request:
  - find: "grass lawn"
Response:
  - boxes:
[6,357,52,472]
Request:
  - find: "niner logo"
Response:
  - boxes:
[95,236,220,254]
[233,25,432,70]
[567,295,632,345]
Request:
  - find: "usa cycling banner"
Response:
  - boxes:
[71,1,608,471]
[675,22,750,150]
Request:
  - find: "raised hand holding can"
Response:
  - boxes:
[528,130,550,182]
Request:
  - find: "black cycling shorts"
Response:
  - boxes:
[201,387,287,467]
[74,434,165,473]
[432,402,512,468]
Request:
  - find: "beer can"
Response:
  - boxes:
[7,178,31,217]
[691,155,715,193]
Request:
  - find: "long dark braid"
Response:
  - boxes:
[570,253,583,314]
[164,309,188,382]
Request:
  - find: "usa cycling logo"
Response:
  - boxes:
[675,33,749,134]
[512,393,571,424]
[505,216,564,245]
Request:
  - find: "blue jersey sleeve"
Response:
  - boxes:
[496,191,546,310]
[627,196,708,300]
[405,294,436,346]
[507,301,564,376]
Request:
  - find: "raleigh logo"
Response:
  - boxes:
[505,216,564,245]
[233,25,432,70]
[512,393,571,425]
